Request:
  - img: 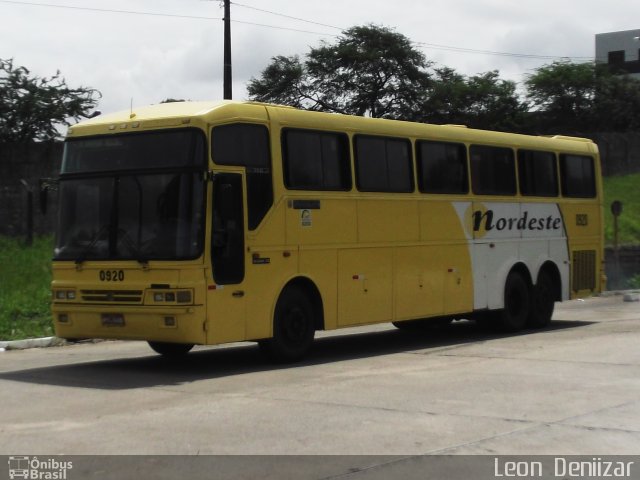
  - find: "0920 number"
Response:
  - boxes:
[99,270,125,282]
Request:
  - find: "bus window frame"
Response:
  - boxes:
[281,127,352,192]
[416,139,469,195]
[353,134,415,194]
[469,144,517,197]
[517,149,559,198]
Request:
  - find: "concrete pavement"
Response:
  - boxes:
[1,295,639,455]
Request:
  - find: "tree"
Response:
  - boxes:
[248,25,432,118]
[412,67,469,124]
[462,71,525,131]
[525,61,597,132]
[246,55,308,109]
[416,68,525,131]
[525,60,640,133]
[0,58,100,143]
[592,70,640,132]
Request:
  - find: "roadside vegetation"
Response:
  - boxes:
[602,173,640,246]
[0,236,53,340]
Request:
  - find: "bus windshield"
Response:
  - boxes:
[54,130,206,262]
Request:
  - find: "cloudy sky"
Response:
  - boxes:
[1,0,639,115]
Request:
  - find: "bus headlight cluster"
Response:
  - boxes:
[151,290,192,304]
[54,289,76,301]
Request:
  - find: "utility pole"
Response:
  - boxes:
[223,0,232,100]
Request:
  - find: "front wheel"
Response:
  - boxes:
[148,341,194,357]
[260,285,316,363]
[498,271,530,332]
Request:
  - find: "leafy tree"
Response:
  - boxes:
[592,70,640,131]
[525,60,640,133]
[248,25,432,118]
[246,55,308,108]
[462,71,525,131]
[0,58,100,143]
[413,68,525,131]
[410,66,468,124]
[525,61,597,132]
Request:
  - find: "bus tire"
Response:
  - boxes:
[498,271,530,332]
[260,285,316,362]
[148,341,194,357]
[528,270,555,328]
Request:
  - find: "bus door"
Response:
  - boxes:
[207,172,247,343]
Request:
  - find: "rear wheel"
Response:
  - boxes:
[528,270,555,328]
[260,285,316,362]
[148,341,194,357]
[498,271,530,332]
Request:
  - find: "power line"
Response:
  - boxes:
[230,18,338,37]
[0,0,221,20]
[229,0,593,61]
[0,0,339,36]
[0,0,595,61]
[230,1,343,31]
[413,41,593,61]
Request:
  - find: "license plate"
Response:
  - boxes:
[101,313,125,327]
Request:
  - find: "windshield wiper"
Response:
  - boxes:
[75,224,111,266]
[117,228,149,268]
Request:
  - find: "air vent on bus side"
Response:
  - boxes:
[572,250,596,292]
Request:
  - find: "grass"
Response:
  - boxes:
[603,173,640,246]
[0,236,54,341]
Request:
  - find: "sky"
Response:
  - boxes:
[1,0,640,116]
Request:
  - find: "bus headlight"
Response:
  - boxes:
[149,289,193,304]
[176,291,192,304]
[54,289,77,301]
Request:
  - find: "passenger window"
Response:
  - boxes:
[355,135,413,192]
[518,150,558,197]
[470,145,516,195]
[211,123,273,230]
[417,141,468,194]
[282,129,351,190]
[560,154,596,198]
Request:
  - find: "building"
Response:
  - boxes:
[595,29,640,79]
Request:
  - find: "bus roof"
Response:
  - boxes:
[68,100,598,155]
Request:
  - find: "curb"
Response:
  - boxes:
[0,336,66,352]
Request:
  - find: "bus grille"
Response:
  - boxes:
[81,290,143,304]
[572,250,596,292]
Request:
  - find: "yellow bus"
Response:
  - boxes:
[50,101,604,361]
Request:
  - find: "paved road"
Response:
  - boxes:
[1,295,639,456]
